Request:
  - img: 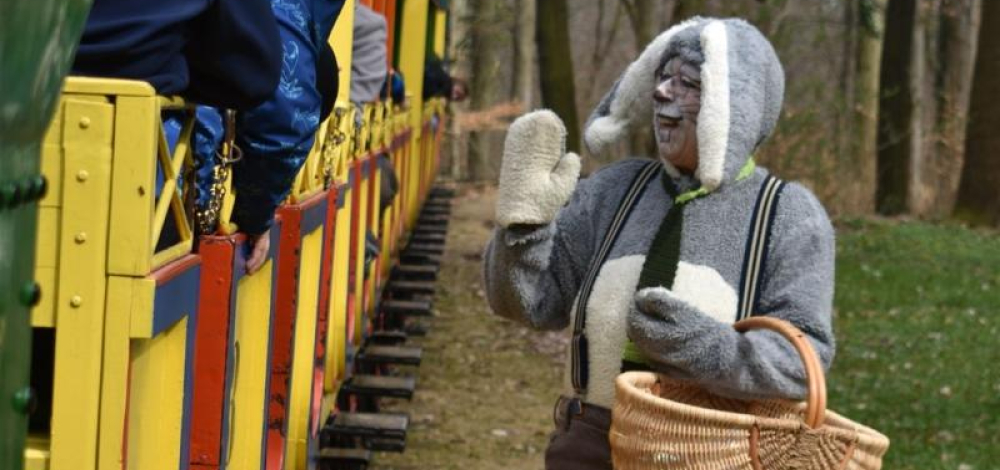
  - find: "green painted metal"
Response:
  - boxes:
[0,1,91,468]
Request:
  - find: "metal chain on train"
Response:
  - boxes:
[322,107,347,187]
[196,109,242,235]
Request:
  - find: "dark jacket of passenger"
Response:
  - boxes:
[422,55,453,100]
[72,0,282,110]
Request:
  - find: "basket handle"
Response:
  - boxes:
[733,316,826,428]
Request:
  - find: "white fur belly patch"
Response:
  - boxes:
[672,261,738,324]
[563,257,737,408]
[565,255,645,407]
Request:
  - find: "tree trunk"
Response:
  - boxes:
[511,0,536,109]
[536,0,581,153]
[621,0,659,157]
[847,0,885,214]
[914,0,981,218]
[468,0,501,181]
[447,0,471,180]
[672,0,706,23]
[954,0,1000,226]
[876,0,920,215]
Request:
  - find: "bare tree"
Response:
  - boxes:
[619,0,660,156]
[468,0,502,180]
[954,0,1000,225]
[672,0,706,23]
[536,0,581,152]
[876,0,920,215]
[620,0,658,49]
[913,0,981,218]
[512,0,536,109]
[447,0,472,180]
[844,0,885,214]
[581,0,625,102]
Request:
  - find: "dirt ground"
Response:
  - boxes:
[373,184,567,470]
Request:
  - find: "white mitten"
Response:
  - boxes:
[496,110,581,228]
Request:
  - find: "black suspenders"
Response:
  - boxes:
[570,161,660,395]
[737,175,785,321]
[570,165,784,396]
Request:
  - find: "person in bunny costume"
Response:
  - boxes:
[483,18,837,469]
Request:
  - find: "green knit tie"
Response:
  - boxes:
[621,159,756,366]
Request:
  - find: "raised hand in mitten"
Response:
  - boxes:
[496,110,581,228]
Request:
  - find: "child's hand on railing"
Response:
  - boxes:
[246,228,271,274]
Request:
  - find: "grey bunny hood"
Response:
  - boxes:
[585,17,785,192]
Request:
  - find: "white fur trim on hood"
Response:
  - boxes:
[583,17,706,156]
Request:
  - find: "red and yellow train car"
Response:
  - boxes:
[20,1,451,469]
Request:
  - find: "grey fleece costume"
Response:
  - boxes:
[484,18,836,409]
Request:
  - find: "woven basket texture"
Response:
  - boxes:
[610,372,889,470]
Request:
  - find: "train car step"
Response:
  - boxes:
[399,252,441,266]
[382,299,433,317]
[368,329,408,345]
[342,374,417,400]
[386,280,436,296]
[429,187,456,198]
[357,345,423,366]
[392,264,439,281]
[422,199,452,209]
[421,206,451,217]
[323,412,409,445]
[406,243,444,255]
[416,214,449,226]
[410,232,447,244]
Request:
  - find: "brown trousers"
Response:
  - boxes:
[544,396,614,470]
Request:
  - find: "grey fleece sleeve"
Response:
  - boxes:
[483,176,603,331]
[628,183,836,400]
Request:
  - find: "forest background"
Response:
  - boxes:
[441,0,999,226]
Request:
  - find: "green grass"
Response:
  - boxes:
[829,219,1000,469]
[375,188,1000,469]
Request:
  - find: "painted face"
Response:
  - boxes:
[653,57,702,174]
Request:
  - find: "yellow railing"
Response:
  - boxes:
[31,77,201,470]
[27,2,453,469]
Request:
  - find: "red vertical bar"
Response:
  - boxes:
[312,185,340,435]
[346,161,364,343]
[190,238,237,470]
[266,209,301,470]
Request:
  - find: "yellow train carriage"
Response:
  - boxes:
[25,0,451,469]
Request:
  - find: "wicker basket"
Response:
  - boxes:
[610,317,890,470]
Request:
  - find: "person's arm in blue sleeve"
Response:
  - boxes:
[231,0,332,273]
[184,0,283,110]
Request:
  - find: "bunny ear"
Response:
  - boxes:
[694,19,730,192]
[583,17,706,156]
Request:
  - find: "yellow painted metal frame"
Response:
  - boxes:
[323,105,356,394]
[124,316,189,470]
[30,93,115,470]
[30,77,201,470]
[434,9,447,57]
[283,228,324,470]
[397,0,429,138]
[226,260,275,470]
